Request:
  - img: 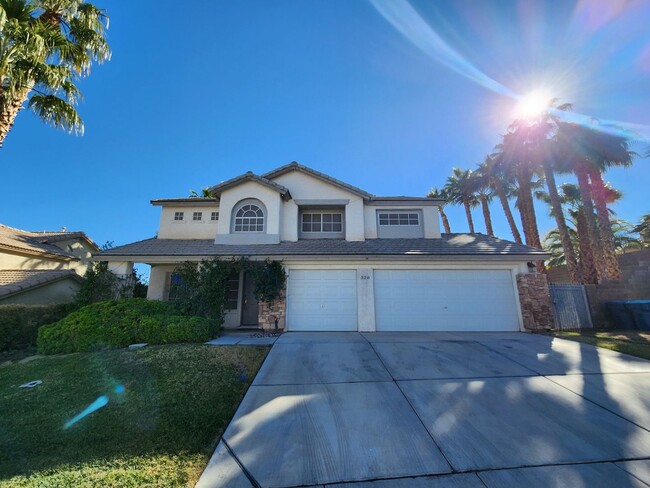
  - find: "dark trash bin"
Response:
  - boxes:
[606,301,637,330]
[624,300,650,331]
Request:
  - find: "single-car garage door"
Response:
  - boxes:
[287,270,357,331]
[374,269,520,331]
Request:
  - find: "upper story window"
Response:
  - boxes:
[233,200,265,233]
[302,212,343,233]
[378,212,419,226]
[174,211,184,221]
[193,212,202,221]
[211,211,219,221]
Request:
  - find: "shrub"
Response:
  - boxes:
[37,298,219,355]
[0,303,75,352]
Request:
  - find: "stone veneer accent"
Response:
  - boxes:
[258,289,286,330]
[516,273,556,331]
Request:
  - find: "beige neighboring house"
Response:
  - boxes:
[0,224,99,305]
[97,162,552,332]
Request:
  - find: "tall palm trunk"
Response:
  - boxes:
[439,206,451,233]
[493,180,522,244]
[463,199,475,233]
[588,168,622,281]
[575,164,603,283]
[0,86,31,148]
[515,168,544,271]
[575,208,597,284]
[542,163,581,283]
[480,196,494,236]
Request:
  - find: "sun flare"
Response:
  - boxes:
[514,90,552,119]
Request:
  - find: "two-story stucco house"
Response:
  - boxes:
[97,162,550,332]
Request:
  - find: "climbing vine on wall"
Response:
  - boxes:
[172,258,286,322]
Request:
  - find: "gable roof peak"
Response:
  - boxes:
[262,161,373,199]
[207,171,291,200]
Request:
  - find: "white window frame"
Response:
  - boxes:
[193,211,202,221]
[233,200,265,233]
[211,211,219,221]
[378,212,420,226]
[174,211,184,221]
[301,212,343,233]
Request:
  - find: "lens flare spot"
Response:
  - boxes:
[64,395,109,429]
[115,385,125,394]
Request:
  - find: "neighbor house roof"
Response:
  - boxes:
[207,172,291,200]
[0,224,99,260]
[0,269,82,299]
[262,161,374,199]
[96,234,548,261]
[151,198,220,207]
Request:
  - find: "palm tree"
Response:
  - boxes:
[496,124,545,271]
[527,103,583,283]
[469,163,495,236]
[189,188,213,198]
[427,186,451,233]
[483,154,522,243]
[444,167,478,233]
[555,122,633,282]
[0,0,110,147]
[633,213,650,245]
[545,215,642,267]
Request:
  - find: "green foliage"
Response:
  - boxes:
[0,0,111,142]
[0,303,74,351]
[75,261,148,305]
[75,261,119,306]
[172,259,238,321]
[172,258,286,320]
[250,259,287,303]
[633,213,650,244]
[36,299,219,355]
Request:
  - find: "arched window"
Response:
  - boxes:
[233,200,265,232]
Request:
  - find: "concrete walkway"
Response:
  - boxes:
[198,332,650,487]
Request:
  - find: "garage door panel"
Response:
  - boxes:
[287,270,357,331]
[374,270,519,332]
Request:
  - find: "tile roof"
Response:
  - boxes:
[0,225,99,257]
[0,269,81,298]
[207,172,291,199]
[0,225,76,259]
[96,234,548,260]
[262,162,374,199]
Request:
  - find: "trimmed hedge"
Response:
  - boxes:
[0,303,75,352]
[37,298,220,355]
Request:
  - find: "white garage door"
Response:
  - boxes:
[287,270,357,331]
[374,270,520,331]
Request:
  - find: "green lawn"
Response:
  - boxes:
[0,344,268,487]
[551,330,650,360]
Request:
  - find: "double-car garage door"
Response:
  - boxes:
[286,269,521,332]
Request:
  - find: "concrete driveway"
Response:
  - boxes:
[198,332,650,487]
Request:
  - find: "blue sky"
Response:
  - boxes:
[3,0,650,269]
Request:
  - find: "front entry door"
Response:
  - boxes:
[241,272,259,326]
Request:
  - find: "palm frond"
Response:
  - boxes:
[27,93,83,134]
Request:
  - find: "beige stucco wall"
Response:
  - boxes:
[363,205,441,239]
[216,181,282,244]
[0,278,80,305]
[147,264,176,300]
[273,172,366,242]
[0,238,95,276]
[158,206,220,239]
